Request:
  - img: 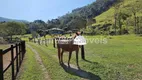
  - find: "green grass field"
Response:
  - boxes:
[15,35,142,80]
[17,47,44,80]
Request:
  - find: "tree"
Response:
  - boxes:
[28,20,47,33]
[129,1,141,34]
[4,22,27,41]
[113,3,121,35]
[113,1,128,35]
[47,19,60,29]
[67,16,87,30]
[31,31,38,43]
[0,23,7,37]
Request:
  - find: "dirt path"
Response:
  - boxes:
[27,44,51,80]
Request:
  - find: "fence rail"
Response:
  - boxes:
[0,41,26,80]
[31,38,86,60]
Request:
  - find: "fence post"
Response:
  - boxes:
[53,38,56,48]
[42,40,44,45]
[16,44,19,74]
[81,45,85,60]
[45,39,47,46]
[22,41,25,60]
[19,43,21,66]
[0,49,4,80]
[11,45,15,80]
[24,41,26,53]
[21,41,24,60]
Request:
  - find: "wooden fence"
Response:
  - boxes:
[32,38,86,60]
[0,41,26,80]
[31,38,53,46]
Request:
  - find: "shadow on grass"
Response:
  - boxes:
[83,59,99,65]
[60,63,101,80]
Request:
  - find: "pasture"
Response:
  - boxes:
[18,35,142,80]
[1,35,142,80]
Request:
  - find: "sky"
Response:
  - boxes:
[0,0,95,22]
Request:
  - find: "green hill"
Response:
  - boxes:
[90,0,142,35]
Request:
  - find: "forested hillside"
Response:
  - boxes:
[90,0,142,35]
[46,0,142,35]
[47,0,117,30]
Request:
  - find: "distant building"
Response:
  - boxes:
[48,28,64,35]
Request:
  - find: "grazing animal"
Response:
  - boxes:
[57,36,80,67]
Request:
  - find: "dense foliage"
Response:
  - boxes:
[0,21,27,41]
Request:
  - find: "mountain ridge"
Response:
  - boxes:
[0,17,29,23]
